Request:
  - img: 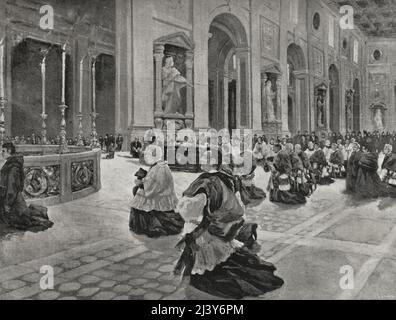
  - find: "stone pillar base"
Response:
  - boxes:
[262,121,283,139]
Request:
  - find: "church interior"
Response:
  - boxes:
[2,0,396,144]
[1,0,396,301]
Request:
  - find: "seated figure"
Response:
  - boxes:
[129,145,184,238]
[0,142,53,232]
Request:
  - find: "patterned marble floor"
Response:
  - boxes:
[1,152,396,300]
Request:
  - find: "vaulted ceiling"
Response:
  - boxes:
[326,0,396,37]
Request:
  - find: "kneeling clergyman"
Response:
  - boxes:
[0,142,53,232]
[129,145,185,238]
[174,152,284,299]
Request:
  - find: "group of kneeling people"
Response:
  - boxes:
[259,139,396,205]
[129,145,284,299]
[128,140,396,298]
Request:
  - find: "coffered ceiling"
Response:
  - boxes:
[325,0,396,37]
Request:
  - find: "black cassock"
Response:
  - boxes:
[347,152,396,198]
[175,171,284,299]
[0,155,53,231]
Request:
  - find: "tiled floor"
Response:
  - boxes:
[1,152,396,300]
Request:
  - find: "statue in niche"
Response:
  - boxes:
[315,84,327,128]
[374,108,384,131]
[264,80,277,122]
[345,89,354,132]
[316,90,326,127]
[162,56,192,115]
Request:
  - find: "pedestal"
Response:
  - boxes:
[77,113,84,146]
[90,112,100,149]
[262,120,283,139]
[41,113,48,145]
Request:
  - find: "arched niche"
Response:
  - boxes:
[287,43,307,134]
[329,64,340,133]
[11,38,72,141]
[95,53,116,137]
[153,32,194,130]
[208,13,249,132]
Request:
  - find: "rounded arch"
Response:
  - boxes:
[329,64,340,133]
[208,13,249,131]
[209,13,248,48]
[287,43,306,70]
[287,43,307,134]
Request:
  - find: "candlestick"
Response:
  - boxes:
[91,57,96,113]
[79,56,85,114]
[59,103,68,153]
[61,44,66,105]
[90,57,100,149]
[77,112,84,146]
[41,57,46,114]
[0,37,5,99]
[0,97,6,146]
[41,113,48,145]
[90,111,100,149]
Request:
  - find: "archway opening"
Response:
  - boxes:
[208,13,248,132]
[287,44,306,134]
[288,95,294,134]
[95,54,116,137]
[353,79,360,132]
[11,38,72,141]
[329,64,340,133]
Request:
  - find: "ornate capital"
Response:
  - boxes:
[153,44,165,56]
[10,32,25,47]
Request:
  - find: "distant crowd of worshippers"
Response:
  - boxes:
[251,130,396,204]
[253,130,396,155]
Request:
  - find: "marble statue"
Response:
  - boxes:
[374,108,384,130]
[161,56,192,115]
[345,90,354,132]
[316,94,325,127]
[264,80,276,122]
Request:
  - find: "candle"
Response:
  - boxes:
[41,57,46,114]
[79,57,84,113]
[92,58,96,112]
[0,37,4,98]
[61,44,66,104]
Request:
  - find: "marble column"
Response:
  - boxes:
[276,76,282,121]
[279,0,290,135]
[192,0,209,129]
[153,44,164,117]
[235,47,250,129]
[261,72,267,126]
[115,0,133,138]
[185,50,194,129]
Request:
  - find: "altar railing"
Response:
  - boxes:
[16,145,101,206]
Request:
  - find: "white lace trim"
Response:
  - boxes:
[191,231,244,275]
[130,192,178,212]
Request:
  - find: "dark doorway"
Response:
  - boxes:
[11,38,72,139]
[95,54,115,137]
[329,64,340,132]
[228,80,237,132]
[353,79,360,132]
[288,95,294,134]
